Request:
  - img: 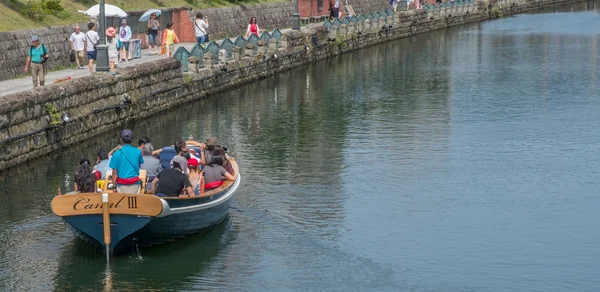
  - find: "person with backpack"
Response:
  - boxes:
[85,22,100,73]
[24,34,49,88]
[109,129,144,194]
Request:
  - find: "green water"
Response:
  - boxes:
[2,3,600,291]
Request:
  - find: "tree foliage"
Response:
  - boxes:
[21,0,65,21]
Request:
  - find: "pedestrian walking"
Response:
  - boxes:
[147,13,160,55]
[85,22,100,73]
[245,17,262,38]
[161,23,179,58]
[69,26,85,69]
[118,19,132,61]
[24,34,49,88]
[333,0,340,18]
[194,12,209,45]
[106,27,118,71]
[390,0,399,11]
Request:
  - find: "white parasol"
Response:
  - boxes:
[78,4,128,18]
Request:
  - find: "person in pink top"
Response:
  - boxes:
[245,17,261,38]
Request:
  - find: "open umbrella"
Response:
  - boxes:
[78,4,128,18]
[139,9,161,22]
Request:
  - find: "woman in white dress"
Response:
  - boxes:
[106,27,118,71]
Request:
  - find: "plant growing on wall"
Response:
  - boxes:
[335,34,347,48]
[44,103,62,125]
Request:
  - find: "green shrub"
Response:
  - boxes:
[21,0,64,21]
[43,0,64,15]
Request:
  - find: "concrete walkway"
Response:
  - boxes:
[0,43,196,98]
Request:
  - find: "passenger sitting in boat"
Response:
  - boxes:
[170,140,189,175]
[201,154,235,191]
[185,140,206,165]
[109,129,144,194]
[212,146,234,175]
[93,148,110,180]
[138,136,151,151]
[152,161,193,197]
[201,137,219,166]
[187,158,201,196]
[141,143,162,191]
[74,158,97,193]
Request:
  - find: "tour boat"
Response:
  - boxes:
[50,142,240,254]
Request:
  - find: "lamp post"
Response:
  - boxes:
[96,0,110,72]
[292,0,301,30]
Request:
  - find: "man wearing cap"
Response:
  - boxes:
[109,129,144,194]
[85,22,100,73]
[69,26,86,69]
[118,19,132,61]
[24,35,49,88]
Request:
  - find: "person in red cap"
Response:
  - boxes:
[187,158,202,196]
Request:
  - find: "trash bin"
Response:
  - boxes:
[131,39,142,59]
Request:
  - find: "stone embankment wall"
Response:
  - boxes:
[189,3,294,40]
[350,0,391,14]
[0,23,86,81]
[0,0,587,171]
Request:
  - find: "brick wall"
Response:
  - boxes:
[175,10,196,43]
[189,3,294,40]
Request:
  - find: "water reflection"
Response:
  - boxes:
[53,218,236,291]
[2,3,600,291]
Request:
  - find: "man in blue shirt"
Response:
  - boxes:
[109,129,144,194]
[24,35,49,88]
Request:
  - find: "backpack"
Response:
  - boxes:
[30,44,48,63]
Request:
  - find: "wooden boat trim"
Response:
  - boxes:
[163,158,239,199]
[51,193,163,217]
[156,172,241,217]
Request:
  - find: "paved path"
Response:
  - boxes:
[0,43,196,98]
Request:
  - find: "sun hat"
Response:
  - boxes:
[106,27,116,37]
[206,137,219,147]
[31,35,40,42]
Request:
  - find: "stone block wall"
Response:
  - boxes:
[0,23,86,81]
[350,0,391,14]
[0,0,588,171]
[0,58,185,170]
[189,3,294,40]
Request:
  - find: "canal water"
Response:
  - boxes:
[2,3,600,291]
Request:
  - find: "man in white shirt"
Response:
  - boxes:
[118,19,132,61]
[194,12,209,44]
[85,22,100,73]
[69,26,85,69]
